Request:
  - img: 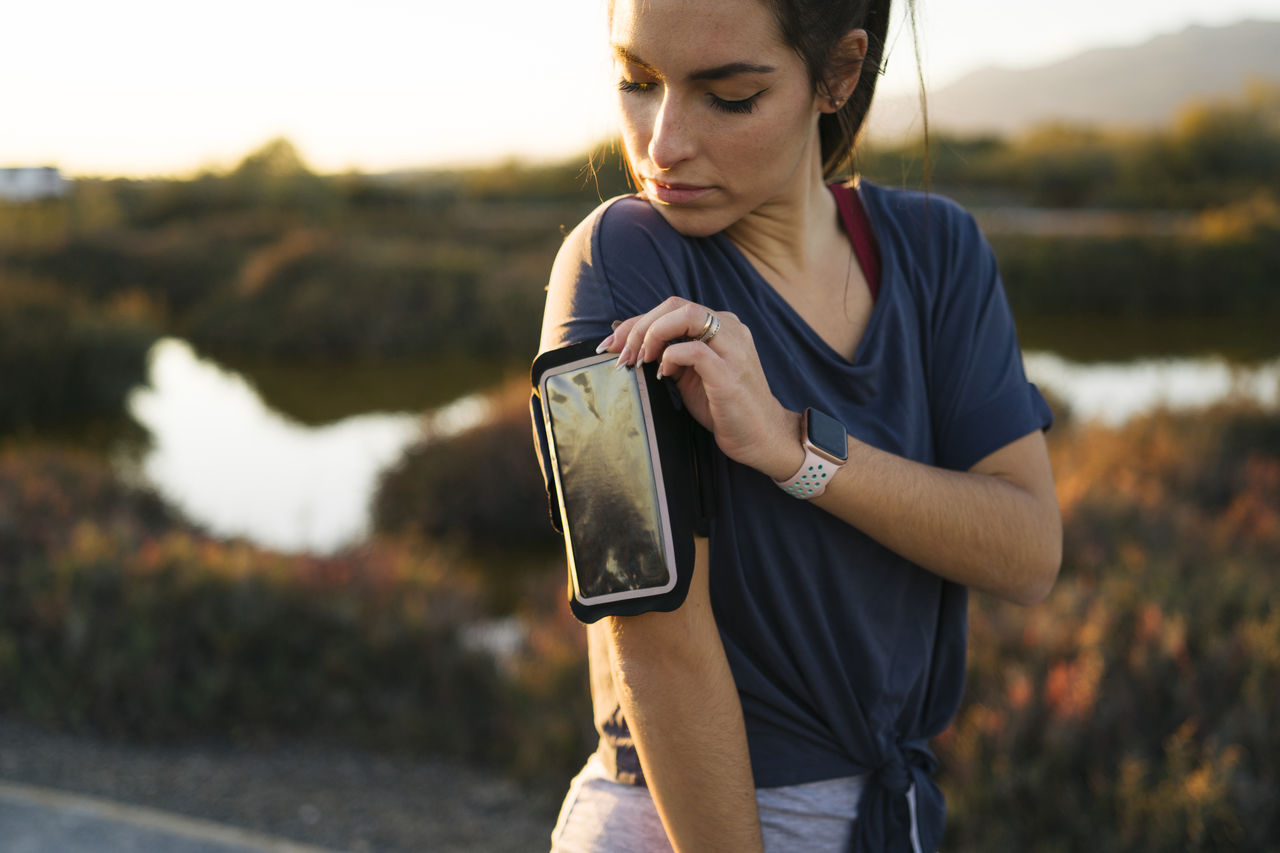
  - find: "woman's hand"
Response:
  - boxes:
[600,297,800,480]
[600,301,1061,606]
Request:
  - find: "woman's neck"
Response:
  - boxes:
[722,142,844,294]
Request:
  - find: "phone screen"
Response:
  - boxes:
[542,355,675,604]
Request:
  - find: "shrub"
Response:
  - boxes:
[184,232,552,361]
[0,445,586,777]
[372,378,563,614]
[991,226,1280,321]
[0,279,156,433]
[373,377,561,555]
[940,405,1280,851]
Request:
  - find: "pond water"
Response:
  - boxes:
[122,337,1280,555]
[1025,352,1280,426]
[125,339,489,554]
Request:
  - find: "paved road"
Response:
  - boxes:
[0,781,342,853]
[0,717,556,852]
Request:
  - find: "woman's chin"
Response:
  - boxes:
[644,198,735,238]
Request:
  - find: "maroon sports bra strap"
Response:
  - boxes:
[829,182,882,302]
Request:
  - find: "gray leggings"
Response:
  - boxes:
[550,752,877,852]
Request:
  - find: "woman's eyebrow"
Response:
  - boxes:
[613,46,661,75]
[688,61,776,81]
[612,46,776,81]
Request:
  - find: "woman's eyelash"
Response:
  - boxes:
[710,91,765,115]
[618,79,765,116]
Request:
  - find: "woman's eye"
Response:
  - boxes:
[618,79,656,95]
[709,90,765,115]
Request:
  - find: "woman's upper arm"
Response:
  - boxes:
[969,429,1062,602]
[603,536,715,670]
[969,429,1057,510]
[540,211,619,353]
[924,204,1061,597]
[541,197,691,354]
[926,205,1053,472]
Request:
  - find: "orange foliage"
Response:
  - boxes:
[943,404,1279,849]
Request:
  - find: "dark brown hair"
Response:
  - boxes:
[765,0,921,178]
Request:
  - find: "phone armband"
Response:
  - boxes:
[531,338,712,623]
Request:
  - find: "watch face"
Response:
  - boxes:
[806,408,849,462]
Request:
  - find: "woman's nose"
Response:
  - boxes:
[648,93,695,170]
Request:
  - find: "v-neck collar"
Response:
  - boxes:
[709,181,893,371]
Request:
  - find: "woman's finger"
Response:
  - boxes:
[659,334,787,468]
[613,301,671,364]
[596,314,643,354]
[657,338,725,384]
[613,297,698,366]
[640,304,729,363]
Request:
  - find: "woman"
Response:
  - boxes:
[534,0,1062,850]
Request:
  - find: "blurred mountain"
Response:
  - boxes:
[868,19,1280,138]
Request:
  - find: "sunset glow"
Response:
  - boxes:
[2,0,1276,177]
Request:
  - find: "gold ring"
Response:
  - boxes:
[693,311,714,340]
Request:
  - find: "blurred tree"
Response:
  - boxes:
[231,137,313,182]
[0,278,155,432]
[1012,123,1117,207]
[1170,81,1280,184]
[860,82,1280,209]
[225,136,339,215]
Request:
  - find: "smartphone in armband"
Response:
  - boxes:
[532,338,711,623]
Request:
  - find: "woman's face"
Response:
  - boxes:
[610,0,824,237]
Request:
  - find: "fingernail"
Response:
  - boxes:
[655,364,664,381]
[611,320,622,330]
[596,333,614,353]
[615,346,631,370]
[637,344,648,363]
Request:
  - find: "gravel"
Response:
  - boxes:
[0,718,565,852]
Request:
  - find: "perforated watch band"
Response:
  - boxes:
[774,407,847,500]
[775,447,837,499]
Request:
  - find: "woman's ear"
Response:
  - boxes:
[819,28,869,114]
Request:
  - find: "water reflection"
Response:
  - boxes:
[126,339,486,554]
[123,339,1278,555]
[1025,352,1280,426]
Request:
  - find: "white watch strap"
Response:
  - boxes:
[774,447,836,499]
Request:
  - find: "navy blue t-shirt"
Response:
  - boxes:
[535,181,1052,852]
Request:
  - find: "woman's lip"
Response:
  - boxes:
[644,178,714,204]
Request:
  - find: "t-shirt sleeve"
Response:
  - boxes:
[539,209,620,353]
[539,196,692,351]
[531,205,617,532]
[927,208,1052,471]
[531,197,687,529]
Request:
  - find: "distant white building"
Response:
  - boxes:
[0,167,69,201]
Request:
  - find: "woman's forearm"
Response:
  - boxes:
[605,538,764,853]
[755,410,1059,604]
[789,424,1061,605]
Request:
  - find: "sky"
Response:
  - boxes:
[3,0,1277,178]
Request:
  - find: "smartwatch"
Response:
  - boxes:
[774,407,848,499]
